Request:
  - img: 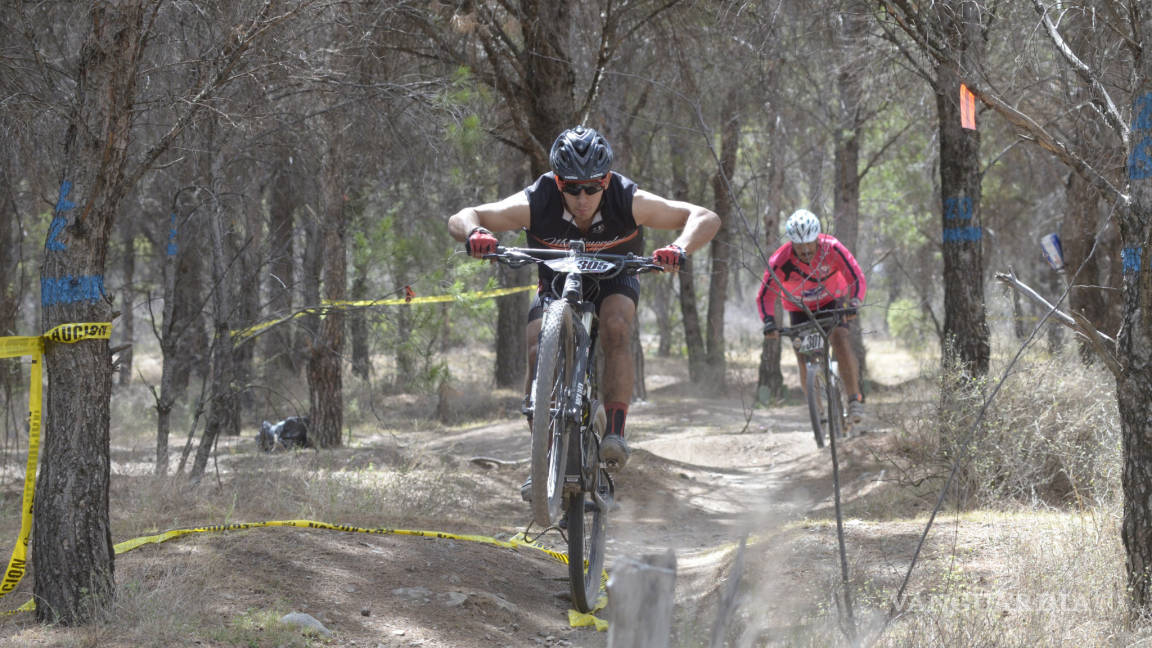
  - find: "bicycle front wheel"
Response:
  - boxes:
[566,433,609,612]
[530,301,575,527]
[806,363,828,448]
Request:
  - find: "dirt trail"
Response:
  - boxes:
[405,373,871,648]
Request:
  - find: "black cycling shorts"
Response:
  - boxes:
[527,274,640,321]
[788,300,851,329]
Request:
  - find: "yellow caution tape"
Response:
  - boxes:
[0,323,112,602]
[325,284,536,308]
[5,519,610,630]
[2,321,610,630]
[231,285,536,340]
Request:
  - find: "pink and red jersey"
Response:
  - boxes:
[755,233,866,320]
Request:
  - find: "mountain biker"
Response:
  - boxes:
[448,125,720,474]
[756,209,868,426]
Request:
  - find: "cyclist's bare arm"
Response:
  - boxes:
[448,192,532,242]
[631,189,720,253]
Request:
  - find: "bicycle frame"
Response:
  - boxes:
[486,241,659,612]
[780,309,853,448]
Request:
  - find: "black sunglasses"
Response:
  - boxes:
[559,179,607,196]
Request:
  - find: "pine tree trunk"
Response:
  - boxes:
[755,81,786,400]
[935,1,989,377]
[193,159,239,478]
[231,181,261,419]
[651,273,673,357]
[155,208,192,476]
[670,151,705,382]
[308,142,346,448]
[495,264,530,388]
[1062,171,1108,362]
[263,162,298,377]
[1119,28,1152,611]
[117,222,135,385]
[704,95,738,388]
[34,1,148,623]
[834,7,868,390]
[349,271,372,381]
[169,206,208,396]
[0,164,19,434]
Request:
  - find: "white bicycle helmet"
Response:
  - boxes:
[784,209,821,244]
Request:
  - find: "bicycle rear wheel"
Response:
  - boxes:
[806,364,828,448]
[566,432,609,613]
[530,301,575,527]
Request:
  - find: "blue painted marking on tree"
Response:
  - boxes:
[56,181,76,213]
[1123,247,1142,274]
[46,181,77,251]
[46,218,67,251]
[1128,137,1152,180]
[40,275,106,306]
[943,226,982,243]
[1136,93,1152,131]
[167,213,178,256]
[944,196,973,220]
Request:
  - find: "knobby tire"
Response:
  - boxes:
[531,301,574,527]
[566,430,608,613]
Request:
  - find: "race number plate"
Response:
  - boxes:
[797,332,824,353]
[545,256,617,275]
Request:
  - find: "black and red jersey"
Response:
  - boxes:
[523,172,645,256]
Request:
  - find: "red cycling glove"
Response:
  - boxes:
[465,226,499,258]
[653,244,686,270]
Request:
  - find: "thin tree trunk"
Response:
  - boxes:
[1062,171,1108,362]
[349,269,372,381]
[118,221,135,385]
[495,153,529,388]
[193,153,239,477]
[652,273,673,357]
[834,3,869,391]
[679,256,706,383]
[670,150,706,382]
[0,162,21,424]
[263,162,297,377]
[155,212,181,475]
[35,1,148,623]
[755,69,787,401]
[301,210,322,370]
[704,95,739,388]
[231,181,261,420]
[0,142,20,338]
[308,141,347,448]
[495,264,530,387]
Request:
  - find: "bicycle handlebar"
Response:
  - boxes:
[774,307,857,339]
[483,245,665,277]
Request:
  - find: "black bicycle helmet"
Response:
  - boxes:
[549,126,613,180]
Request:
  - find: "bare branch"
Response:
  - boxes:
[965,82,1130,206]
[994,271,1121,376]
[1031,0,1129,148]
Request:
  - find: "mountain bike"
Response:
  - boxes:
[778,308,854,448]
[486,241,661,613]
